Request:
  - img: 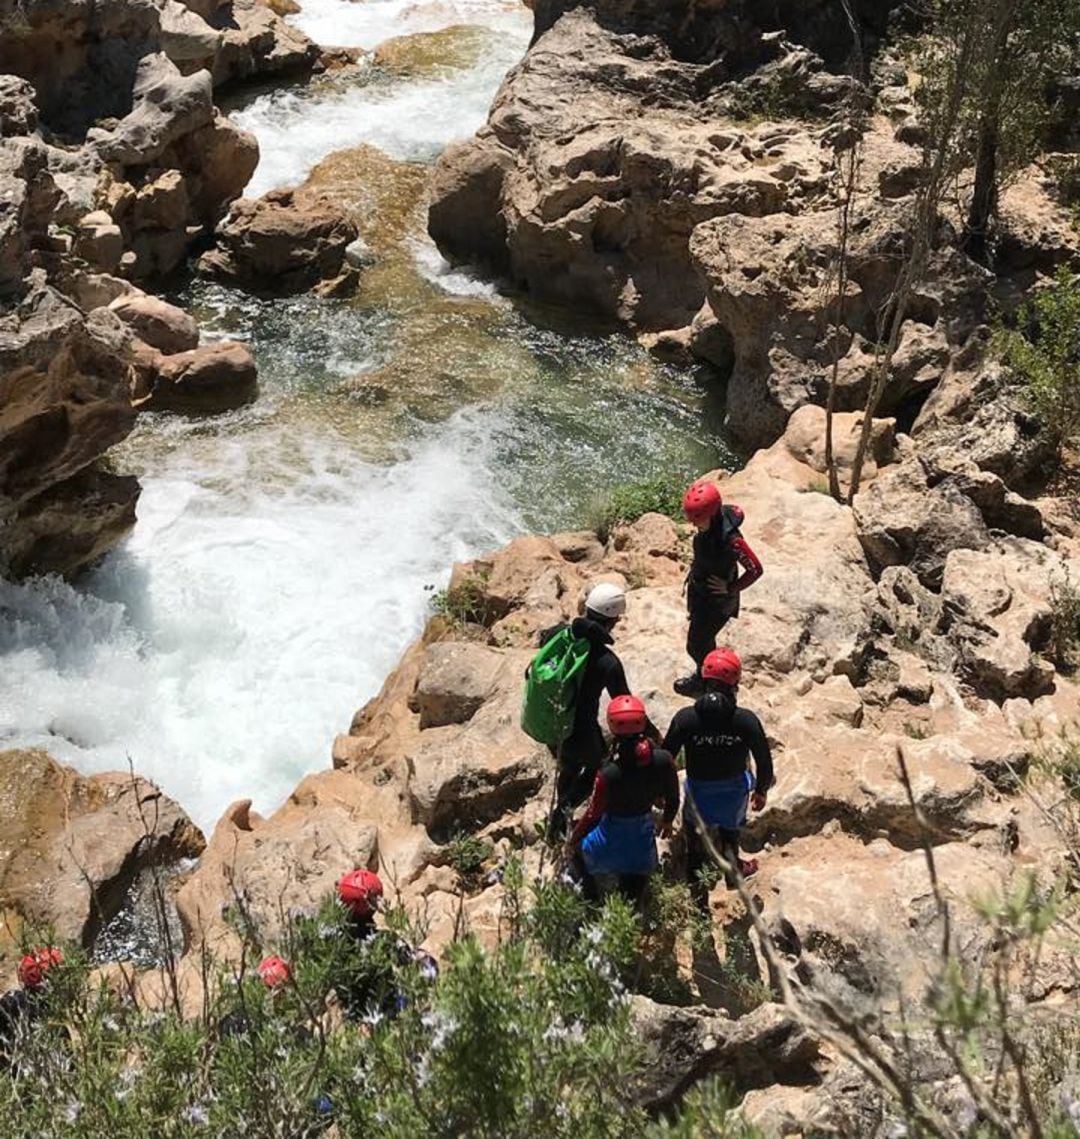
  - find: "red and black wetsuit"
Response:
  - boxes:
[686,504,762,669]
[571,739,679,904]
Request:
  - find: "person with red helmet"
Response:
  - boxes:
[663,648,773,902]
[566,695,679,907]
[217,953,294,1039]
[1,946,63,1071]
[333,868,438,1022]
[675,480,763,698]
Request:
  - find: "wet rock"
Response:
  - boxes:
[199,189,358,293]
[0,748,204,964]
[140,339,258,413]
[373,25,490,78]
[4,464,140,578]
[109,292,200,355]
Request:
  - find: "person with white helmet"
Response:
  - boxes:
[539,581,655,840]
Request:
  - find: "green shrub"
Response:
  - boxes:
[997,268,1080,451]
[589,475,688,543]
[0,880,675,1138]
[444,832,494,883]
[429,569,490,628]
[1049,568,1080,672]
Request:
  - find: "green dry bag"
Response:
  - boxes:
[521,626,592,747]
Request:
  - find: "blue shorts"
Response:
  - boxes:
[581,813,658,877]
[685,772,754,832]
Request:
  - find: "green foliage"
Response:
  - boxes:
[996,268,1080,451]
[1049,567,1080,672]
[645,1079,765,1138]
[429,569,490,628]
[0,880,702,1138]
[444,832,494,883]
[589,475,688,543]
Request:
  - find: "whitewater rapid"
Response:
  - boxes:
[0,0,730,835]
[0,0,531,831]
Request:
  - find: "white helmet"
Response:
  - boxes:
[585,582,626,620]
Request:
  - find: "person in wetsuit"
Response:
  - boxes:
[567,695,680,908]
[674,481,763,698]
[333,869,437,1022]
[664,648,773,904]
[0,947,62,1073]
[540,582,639,840]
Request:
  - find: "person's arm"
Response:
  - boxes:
[731,536,763,592]
[745,711,774,806]
[604,655,630,700]
[656,753,680,835]
[661,711,688,761]
[569,771,608,847]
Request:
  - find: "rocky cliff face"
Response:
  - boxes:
[0,0,281,577]
[429,0,1078,451]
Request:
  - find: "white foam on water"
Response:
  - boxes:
[293,0,527,52]
[0,416,518,833]
[236,0,530,196]
[410,233,500,297]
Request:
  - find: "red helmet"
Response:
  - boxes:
[18,946,63,990]
[337,868,384,917]
[607,694,648,736]
[257,955,291,989]
[702,647,742,687]
[683,481,722,526]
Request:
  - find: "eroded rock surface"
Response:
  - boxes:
[0,749,205,974]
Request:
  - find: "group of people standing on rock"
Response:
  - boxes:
[531,478,772,909]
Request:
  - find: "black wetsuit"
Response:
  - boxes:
[664,694,773,897]
[336,915,437,1022]
[685,506,762,670]
[539,617,630,827]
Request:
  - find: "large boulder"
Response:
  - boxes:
[89,53,213,166]
[198,189,359,293]
[209,0,319,88]
[0,287,139,577]
[109,292,200,354]
[853,460,990,589]
[0,0,162,136]
[410,643,507,729]
[137,339,259,413]
[0,749,204,969]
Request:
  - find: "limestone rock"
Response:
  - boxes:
[4,463,140,578]
[159,0,222,67]
[0,287,136,524]
[199,189,358,293]
[853,460,990,588]
[0,749,204,964]
[630,997,820,1111]
[940,540,1061,701]
[110,292,200,355]
[140,339,258,414]
[73,211,124,274]
[210,0,320,88]
[782,404,896,478]
[0,75,39,137]
[411,643,506,729]
[169,111,259,225]
[90,54,214,166]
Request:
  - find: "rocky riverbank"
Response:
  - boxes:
[2,0,1080,1131]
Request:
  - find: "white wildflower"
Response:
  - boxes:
[583,925,604,945]
[362,1008,385,1029]
[182,1103,210,1126]
[1061,1089,1080,1127]
[62,1101,82,1123]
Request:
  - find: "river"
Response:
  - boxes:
[0,0,733,833]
